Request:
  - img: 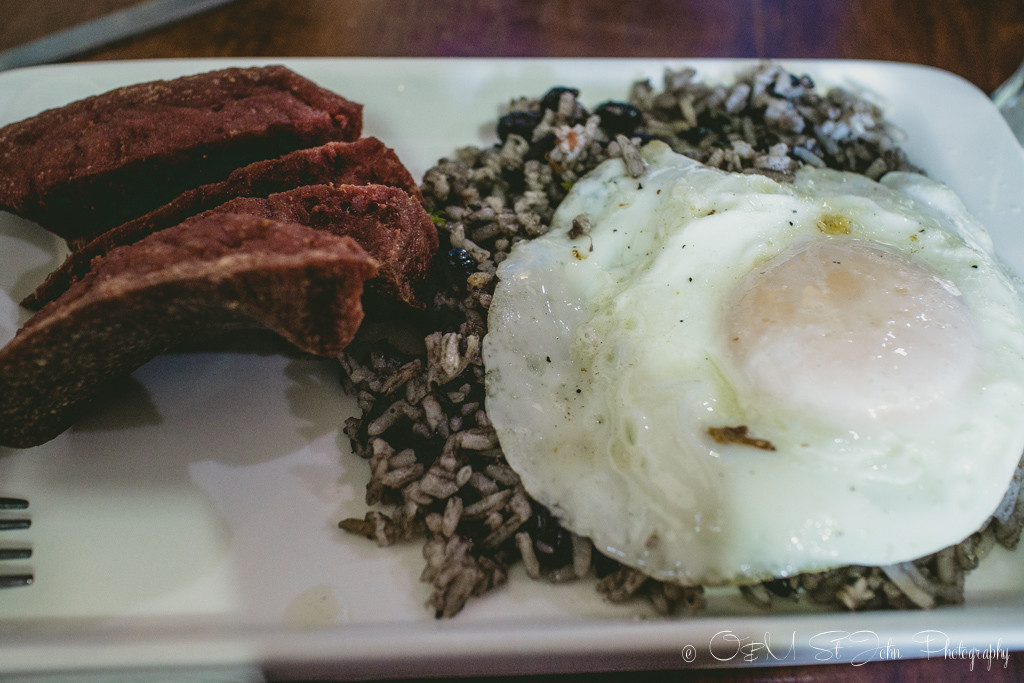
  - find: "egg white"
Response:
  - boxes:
[483,141,1024,586]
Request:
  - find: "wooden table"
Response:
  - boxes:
[1,1,1023,682]
[2,0,1023,95]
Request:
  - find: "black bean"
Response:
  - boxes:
[540,86,580,112]
[497,110,542,143]
[447,247,476,278]
[591,549,621,578]
[524,505,574,569]
[682,124,719,146]
[763,577,796,597]
[594,100,643,136]
[524,131,557,161]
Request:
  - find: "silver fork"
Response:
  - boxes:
[0,497,32,589]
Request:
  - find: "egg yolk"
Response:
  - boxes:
[725,239,978,422]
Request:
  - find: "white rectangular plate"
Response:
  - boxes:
[1,58,1023,679]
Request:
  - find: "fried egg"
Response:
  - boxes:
[483,141,1024,586]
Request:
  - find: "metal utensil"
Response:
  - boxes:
[0,497,32,589]
[0,0,239,72]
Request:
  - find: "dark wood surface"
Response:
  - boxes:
[2,0,1023,94]
[2,1,1023,682]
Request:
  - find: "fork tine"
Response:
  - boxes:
[0,497,33,587]
[0,519,30,531]
[0,574,33,589]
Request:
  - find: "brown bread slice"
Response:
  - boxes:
[0,65,363,244]
[0,212,377,449]
[24,138,423,308]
